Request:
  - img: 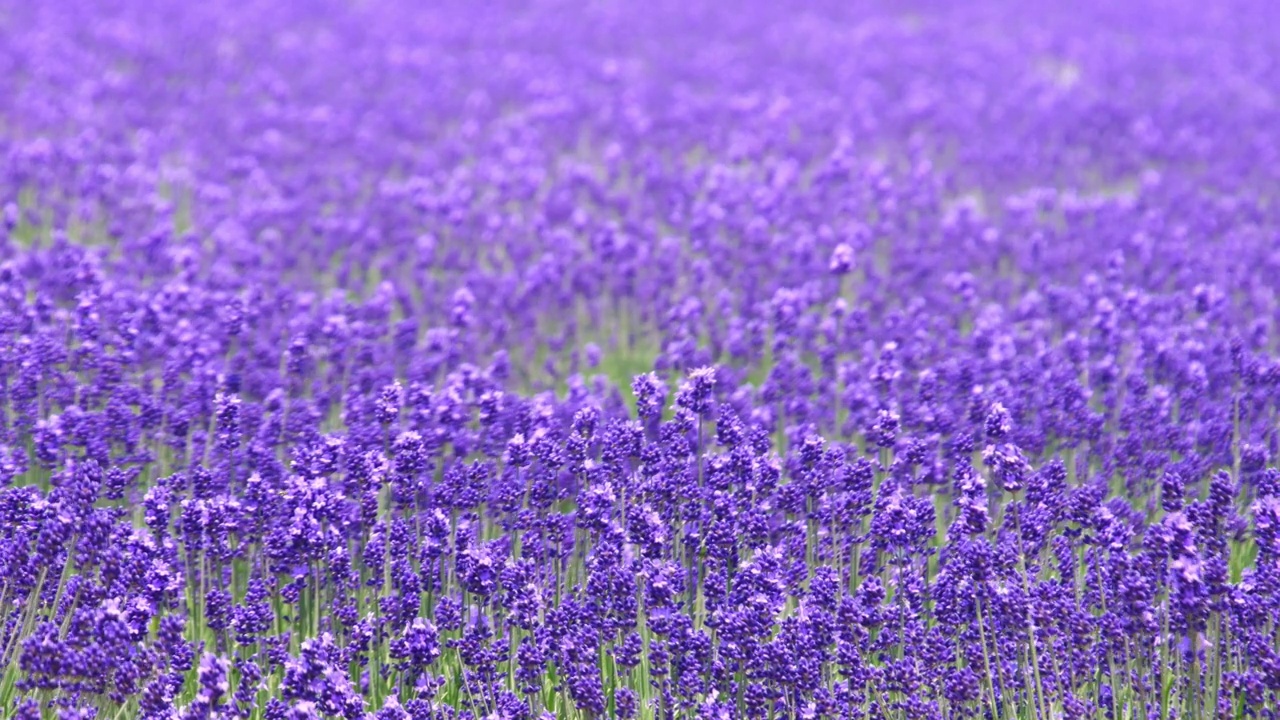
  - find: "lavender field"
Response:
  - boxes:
[3,0,1280,717]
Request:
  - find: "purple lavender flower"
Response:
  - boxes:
[828,243,856,276]
[984,401,1011,440]
[1,1,1278,716]
[675,366,717,416]
[632,372,667,422]
[982,443,1031,493]
[391,618,442,668]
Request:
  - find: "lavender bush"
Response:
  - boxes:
[2,0,1280,717]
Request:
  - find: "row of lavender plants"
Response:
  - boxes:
[3,0,1280,718]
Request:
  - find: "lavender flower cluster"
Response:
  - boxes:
[3,0,1280,718]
